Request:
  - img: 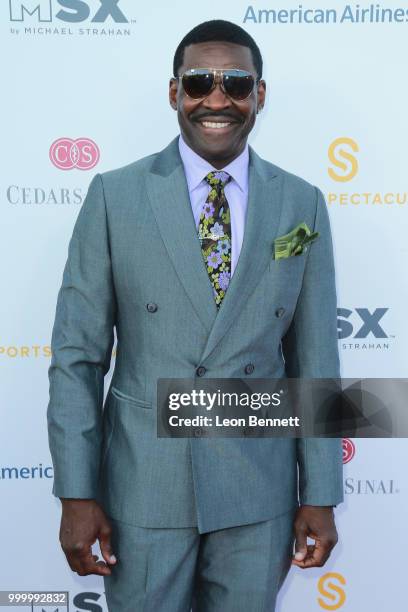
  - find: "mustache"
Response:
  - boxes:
[190,111,244,123]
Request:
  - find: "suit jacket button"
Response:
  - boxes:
[196,366,206,377]
[275,307,285,318]
[244,363,255,375]
[146,302,158,313]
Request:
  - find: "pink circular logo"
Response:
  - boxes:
[342,438,355,464]
[49,137,100,170]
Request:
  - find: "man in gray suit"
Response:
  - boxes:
[47,19,343,611]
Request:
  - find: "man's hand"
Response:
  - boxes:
[59,498,117,576]
[291,505,338,569]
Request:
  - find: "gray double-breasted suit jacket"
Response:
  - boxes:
[47,136,344,534]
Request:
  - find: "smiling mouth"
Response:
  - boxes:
[198,120,238,130]
[201,120,231,128]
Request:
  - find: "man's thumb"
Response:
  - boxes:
[294,528,307,560]
[99,525,117,564]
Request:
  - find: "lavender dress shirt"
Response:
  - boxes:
[178,134,249,277]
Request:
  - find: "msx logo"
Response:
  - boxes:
[337,308,389,339]
[9,0,128,23]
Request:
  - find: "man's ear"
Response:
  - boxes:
[169,78,178,110]
[257,79,266,112]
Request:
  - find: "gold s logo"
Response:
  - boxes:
[317,572,346,610]
[328,137,359,182]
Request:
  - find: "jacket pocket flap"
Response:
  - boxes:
[110,385,152,409]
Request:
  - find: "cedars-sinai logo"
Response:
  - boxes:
[342,438,355,464]
[49,137,100,170]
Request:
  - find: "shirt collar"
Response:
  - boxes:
[178,133,249,194]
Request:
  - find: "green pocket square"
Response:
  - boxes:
[274,222,319,260]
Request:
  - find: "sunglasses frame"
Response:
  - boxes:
[176,67,259,101]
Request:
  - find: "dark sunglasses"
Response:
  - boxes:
[176,68,258,101]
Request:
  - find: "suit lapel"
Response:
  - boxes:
[199,147,282,362]
[145,137,283,359]
[145,138,218,334]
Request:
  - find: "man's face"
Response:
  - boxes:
[169,41,266,167]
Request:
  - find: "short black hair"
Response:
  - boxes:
[173,19,263,79]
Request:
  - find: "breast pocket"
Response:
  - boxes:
[261,252,308,319]
[267,251,307,288]
[269,250,308,272]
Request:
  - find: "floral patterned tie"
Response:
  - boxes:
[198,171,232,308]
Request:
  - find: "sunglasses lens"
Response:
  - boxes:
[223,71,255,100]
[182,71,213,99]
[180,69,256,100]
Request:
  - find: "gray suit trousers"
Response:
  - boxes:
[103,506,297,612]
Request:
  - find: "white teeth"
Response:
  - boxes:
[201,121,231,129]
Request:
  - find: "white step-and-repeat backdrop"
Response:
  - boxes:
[1,1,407,610]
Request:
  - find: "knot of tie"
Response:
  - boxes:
[204,170,232,192]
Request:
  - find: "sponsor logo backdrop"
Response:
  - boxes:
[1,1,406,609]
